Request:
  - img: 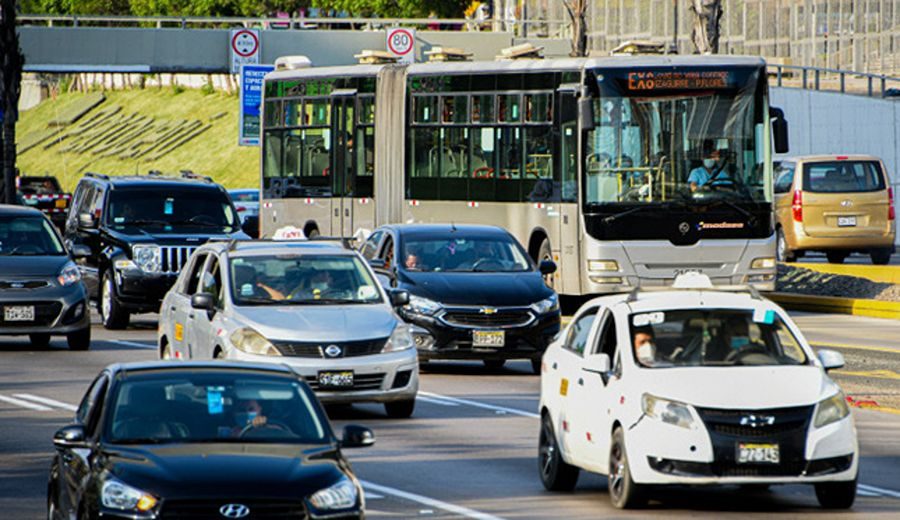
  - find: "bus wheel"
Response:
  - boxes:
[538,238,555,289]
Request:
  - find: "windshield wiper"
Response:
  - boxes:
[709,198,757,225]
[169,220,229,228]
[118,219,171,227]
[601,200,689,225]
[112,437,176,445]
[286,298,363,305]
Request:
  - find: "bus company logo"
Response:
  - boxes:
[678,222,690,234]
[697,221,745,230]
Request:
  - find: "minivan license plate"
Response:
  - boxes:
[318,371,354,389]
[4,306,34,322]
[837,216,857,227]
[473,330,505,347]
[737,443,780,464]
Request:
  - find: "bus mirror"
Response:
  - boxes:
[770,107,789,154]
[578,97,595,131]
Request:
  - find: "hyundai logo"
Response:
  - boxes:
[219,504,250,518]
[678,222,690,235]
[324,344,343,358]
[739,414,775,428]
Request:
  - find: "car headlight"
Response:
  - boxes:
[642,394,697,429]
[57,262,81,286]
[405,295,442,316]
[751,257,776,269]
[229,328,282,356]
[101,477,158,512]
[530,294,559,315]
[814,392,850,428]
[383,323,414,352]
[309,477,358,510]
[131,245,161,273]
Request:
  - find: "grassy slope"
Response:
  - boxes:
[16,88,258,192]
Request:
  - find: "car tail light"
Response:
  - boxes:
[889,187,895,221]
[792,189,803,222]
[236,205,247,212]
[836,155,849,160]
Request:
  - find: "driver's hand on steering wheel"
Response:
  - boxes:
[250,414,268,428]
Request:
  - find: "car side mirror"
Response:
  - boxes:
[240,215,259,239]
[817,349,845,372]
[53,424,87,450]
[368,258,386,269]
[770,106,789,154]
[582,353,611,375]
[70,244,91,259]
[77,213,97,230]
[539,260,557,275]
[341,424,375,448]
[578,96,595,131]
[191,293,216,312]
[389,289,410,307]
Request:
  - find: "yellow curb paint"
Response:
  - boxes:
[793,262,900,285]
[812,342,900,355]
[834,369,900,381]
[769,293,900,320]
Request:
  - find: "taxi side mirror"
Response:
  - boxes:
[70,244,91,259]
[389,289,410,307]
[78,213,97,230]
[817,349,845,372]
[582,353,611,375]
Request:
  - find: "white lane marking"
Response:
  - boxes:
[859,484,900,499]
[13,394,78,412]
[0,394,52,411]
[857,489,880,497]
[109,340,157,349]
[416,395,460,407]
[362,481,505,520]
[418,391,539,418]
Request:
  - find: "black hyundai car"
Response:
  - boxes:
[48,361,374,519]
[360,224,560,373]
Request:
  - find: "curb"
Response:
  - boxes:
[769,292,900,320]
[792,262,900,284]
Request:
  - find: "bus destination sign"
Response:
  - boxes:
[626,70,731,91]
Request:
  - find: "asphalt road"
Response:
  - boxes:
[2,311,900,519]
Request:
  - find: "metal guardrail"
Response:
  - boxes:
[769,64,900,98]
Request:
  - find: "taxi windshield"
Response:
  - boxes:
[106,372,328,444]
[629,309,809,368]
[229,254,383,305]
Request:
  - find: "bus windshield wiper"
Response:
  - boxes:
[709,198,756,224]
[601,204,657,225]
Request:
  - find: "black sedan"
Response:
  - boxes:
[360,224,561,373]
[48,361,374,519]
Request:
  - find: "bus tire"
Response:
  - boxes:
[537,238,555,289]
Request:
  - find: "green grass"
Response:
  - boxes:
[16,88,259,192]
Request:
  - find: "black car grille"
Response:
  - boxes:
[274,338,387,358]
[160,246,198,274]
[161,499,307,519]
[0,280,51,290]
[440,310,533,328]
[0,301,62,327]
[305,373,385,392]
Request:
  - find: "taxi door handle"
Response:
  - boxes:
[577,378,584,386]
[334,208,339,217]
[344,208,350,217]
[188,314,194,319]
[552,362,558,370]
[169,306,176,312]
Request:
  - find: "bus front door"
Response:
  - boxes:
[331,92,356,238]
[558,90,582,294]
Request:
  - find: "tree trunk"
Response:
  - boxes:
[689,0,724,54]
[564,0,589,57]
[0,0,25,204]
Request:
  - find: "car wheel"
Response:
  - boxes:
[815,478,856,509]
[100,272,130,330]
[384,399,415,419]
[609,426,645,509]
[531,357,542,375]
[776,228,796,263]
[870,248,892,265]
[161,342,173,360]
[537,238,555,289]
[214,348,226,360]
[483,359,506,370]
[826,250,848,264]
[29,333,51,348]
[66,328,91,351]
[538,413,579,491]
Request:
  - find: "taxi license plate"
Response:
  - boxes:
[736,443,780,464]
[55,198,68,209]
[837,216,857,227]
[473,330,505,347]
[4,306,35,322]
[318,371,354,389]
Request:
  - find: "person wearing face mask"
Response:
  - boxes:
[688,146,731,192]
[229,398,268,436]
[633,326,658,367]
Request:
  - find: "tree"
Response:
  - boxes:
[0,0,25,204]
[562,0,588,57]
[311,0,467,18]
[689,0,723,54]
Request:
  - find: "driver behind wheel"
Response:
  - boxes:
[228,398,268,436]
[707,317,762,362]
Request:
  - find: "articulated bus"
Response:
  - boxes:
[259,55,788,295]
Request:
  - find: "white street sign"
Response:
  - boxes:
[230,29,260,74]
[386,27,415,64]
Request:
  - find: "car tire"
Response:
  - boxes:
[538,414,579,491]
[483,359,506,370]
[608,426,645,509]
[531,357,542,375]
[161,342,173,360]
[66,328,91,351]
[29,333,51,348]
[815,478,857,509]
[870,248,892,265]
[100,272,130,330]
[384,399,415,419]
[776,228,796,263]
[826,250,848,264]
[537,238,555,289]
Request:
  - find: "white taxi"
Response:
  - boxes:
[538,274,858,509]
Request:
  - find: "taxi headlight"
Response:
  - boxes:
[751,257,776,269]
[309,477,358,510]
[383,324,414,352]
[57,262,82,286]
[229,328,281,356]
[814,392,850,428]
[588,260,619,272]
[405,295,442,316]
[642,394,697,429]
[101,477,158,512]
[531,294,559,315]
[131,245,161,273]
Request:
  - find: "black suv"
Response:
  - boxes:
[64,172,248,329]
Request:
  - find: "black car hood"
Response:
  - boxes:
[103,443,346,499]
[103,227,248,245]
[399,270,552,306]
[0,255,69,277]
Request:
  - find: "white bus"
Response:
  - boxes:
[259,55,788,295]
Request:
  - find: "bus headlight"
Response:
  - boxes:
[642,394,697,430]
[814,392,850,428]
[230,328,281,356]
[751,257,776,269]
[588,260,619,272]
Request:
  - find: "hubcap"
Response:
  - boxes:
[539,423,555,478]
[162,345,171,360]
[777,233,786,261]
[101,278,112,321]
[609,444,624,498]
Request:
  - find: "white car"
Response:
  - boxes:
[538,274,858,509]
[158,239,419,418]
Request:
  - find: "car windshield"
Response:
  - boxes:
[0,216,65,256]
[401,235,532,273]
[106,372,329,444]
[802,161,885,193]
[106,188,240,232]
[19,177,61,194]
[629,308,809,368]
[230,254,383,305]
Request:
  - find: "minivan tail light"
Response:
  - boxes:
[792,189,803,222]
[889,187,895,221]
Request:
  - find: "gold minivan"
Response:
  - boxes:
[774,155,895,264]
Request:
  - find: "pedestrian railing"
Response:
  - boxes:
[769,64,900,99]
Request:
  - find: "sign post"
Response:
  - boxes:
[230,29,260,74]
[385,27,415,64]
[239,64,274,147]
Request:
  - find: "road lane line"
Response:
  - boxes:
[109,340,157,350]
[13,394,78,412]
[857,488,880,497]
[418,392,539,418]
[0,394,52,411]
[859,484,900,499]
[417,396,460,407]
[361,481,505,520]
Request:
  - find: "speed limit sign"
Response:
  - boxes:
[386,28,415,64]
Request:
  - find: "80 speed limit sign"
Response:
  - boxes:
[386,28,415,64]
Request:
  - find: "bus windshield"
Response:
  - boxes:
[584,66,769,207]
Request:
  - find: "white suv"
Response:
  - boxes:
[158,239,419,418]
[538,274,858,509]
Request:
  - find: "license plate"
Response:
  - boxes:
[736,443,780,464]
[837,216,857,227]
[473,330,505,347]
[55,198,67,209]
[4,306,35,321]
[318,371,354,389]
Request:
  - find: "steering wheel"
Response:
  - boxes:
[724,343,770,364]
[187,214,217,225]
[472,258,505,271]
[239,420,290,438]
[287,287,344,301]
[472,167,494,179]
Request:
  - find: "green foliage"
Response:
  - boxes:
[200,79,215,95]
[311,0,467,18]
[171,83,185,94]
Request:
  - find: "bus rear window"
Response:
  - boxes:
[803,161,885,193]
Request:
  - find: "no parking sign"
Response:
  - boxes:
[386,27,415,64]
